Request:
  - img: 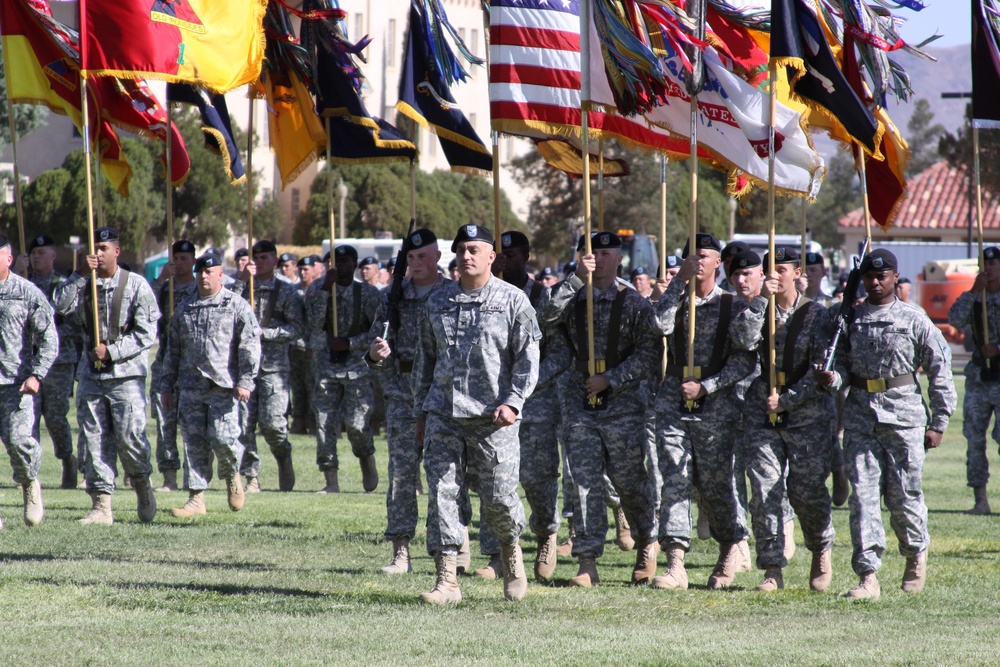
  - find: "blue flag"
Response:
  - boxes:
[167,83,246,184]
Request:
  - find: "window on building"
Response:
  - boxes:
[387,19,397,67]
[354,13,364,40]
[426,129,437,157]
[469,113,477,132]
[458,27,466,42]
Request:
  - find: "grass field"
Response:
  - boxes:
[0,376,998,666]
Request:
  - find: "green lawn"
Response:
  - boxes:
[1,376,998,666]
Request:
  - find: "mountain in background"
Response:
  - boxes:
[888,45,971,136]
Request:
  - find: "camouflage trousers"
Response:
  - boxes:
[32,362,75,460]
[149,357,181,473]
[1,384,43,484]
[178,385,244,491]
[961,372,1000,488]
[560,439,621,519]
[384,397,422,540]
[744,422,835,568]
[77,376,153,494]
[657,418,749,550]
[314,375,374,471]
[844,423,929,575]
[240,371,292,478]
[564,412,657,559]
[424,414,526,556]
[288,347,314,422]
[370,374,386,428]
[733,425,794,530]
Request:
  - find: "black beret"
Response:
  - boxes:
[630,266,649,279]
[563,261,577,275]
[234,248,249,260]
[194,252,224,271]
[501,231,530,250]
[359,256,380,268]
[172,240,195,255]
[252,240,276,255]
[665,255,681,268]
[805,252,825,266]
[387,257,397,268]
[448,258,458,271]
[985,247,1000,261]
[322,251,331,263]
[576,231,622,252]
[405,228,437,251]
[29,235,55,252]
[538,267,555,278]
[727,249,762,278]
[681,233,722,258]
[721,241,749,262]
[452,224,494,252]
[859,249,897,273]
[0,234,8,250]
[94,227,120,243]
[334,245,358,260]
[897,277,912,285]
[279,252,297,264]
[764,247,799,267]
[297,255,318,267]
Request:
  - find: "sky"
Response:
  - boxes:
[898,2,971,48]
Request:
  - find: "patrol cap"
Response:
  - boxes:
[763,247,799,267]
[859,249,898,273]
[29,235,55,252]
[359,256,380,268]
[279,252,297,264]
[451,224,494,252]
[334,244,358,261]
[405,228,437,252]
[681,233,722,258]
[94,227,120,244]
[0,235,9,250]
[172,239,196,255]
[727,249,762,278]
[721,241,749,262]
[985,246,1000,261]
[252,240,277,255]
[537,267,556,280]
[630,266,649,280]
[194,252,224,272]
[297,255,319,267]
[234,248,249,260]
[576,231,622,252]
[501,231,530,251]
[805,251,825,266]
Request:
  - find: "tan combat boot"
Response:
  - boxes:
[381,537,412,575]
[276,453,296,492]
[170,491,207,518]
[501,542,528,601]
[707,541,741,590]
[534,533,558,582]
[901,551,927,593]
[22,479,44,527]
[556,516,574,557]
[456,527,472,574]
[133,476,157,523]
[783,520,797,562]
[360,454,379,492]
[631,540,660,585]
[60,456,77,490]
[832,468,850,507]
[568,557,600,587]
[810,549,833,592]
[966,485,991,515]
[419,552,462,605]
[245,476,261,493]
[473,553,502,580]
[613,506,635,551]
[227,474,245,511]
[80,493,113,525]
[316,469,340,494]
[845,571,880,600]
[756,566,784,591]
[737,539,752,573]
[155,469,178,493]
[651,546,688,590]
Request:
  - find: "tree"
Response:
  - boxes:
[0,49,48,154]
[906,98,946,176]
[940,103,1000,196]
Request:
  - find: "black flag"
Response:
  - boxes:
[973,0,1000,128]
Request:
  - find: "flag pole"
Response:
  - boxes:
[3,95,27,276]
[79,75,103,369]
[410,159,417,222]
[766,63,779,425]
[246,95,255,306]
[581,0,596,387]
[684,0,706,410]
[492,131,502,255]
[166,98,175,316]
[325,117,338,337]
[800,197,808,264]
[974,125,989,349]
[597,137,605,232]
[660,153,668,380]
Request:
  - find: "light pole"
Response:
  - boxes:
[67,235,83,272]
[337,179,348,239]
[727,197,737,242]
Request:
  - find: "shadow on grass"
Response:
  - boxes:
[0,551,320,576]
[27,575,328,599]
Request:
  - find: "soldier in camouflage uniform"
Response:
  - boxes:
[537,231,661,588]
[650,233,755,591]
[305,244,381,493]
[288,255,321,435]
[732,248,836,592]
[54,227,160,525]
[368,229,452,574]
[232,240,304,492]
[948,246,1000,515]
[160,252,261,517]
[0,235,58,526]
[818,249,956,599]
[19,235,80,489]
[413,224,539,605]
[149,239,199,492]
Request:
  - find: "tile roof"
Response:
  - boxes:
[838,159,1000,230]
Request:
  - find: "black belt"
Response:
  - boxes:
[850,373,917,393]
[664,363,722,380]
[398,359,413,374]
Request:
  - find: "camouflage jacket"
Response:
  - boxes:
[413,275,540,420]
[305,278,381,380]
[160,287,261,393]
[653,278,756,422]
[539,274,661,423]
[151,278,199,361]
[30,270,79,365]
[733,295,837,428]
[232,276,304,374]
[54,268,159,381]
[0,273,58,385]
[366,275,450,402]
[948,288,1000,369]
[519,277,569,424]
[832,298,956,432]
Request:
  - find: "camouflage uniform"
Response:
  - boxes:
[368,275,449,541]
[538,274,661,559]
[54,268,160,493]
[160,288,260,490]
[733,295,837,568]
[948,289,1000,488]
[29,270,78,461]
[305,279,381,471]
[0,273,58,484]
[231,277,304,478]
[288,283,314,430]
[832,299,956,575]
[653,278,755,550]
[413,276,540,556]
[149,279,198,473]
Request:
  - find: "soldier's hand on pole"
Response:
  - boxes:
[924,428,944,451]
[14,254,28,276]
[491,253,507,276]
[765,393,783,414]
[813,368,837,387]
[982,343,1000,359]
[323,266,339,290]
[651,278,670,301]
[82,254,99,273]
[369,337,391,363]
[161,390,173,412]
[415,415,426,445]
[972,271,988,293]
[760,274,780,299]
[238,261,256,283]
[575,254,595,280]
[234,387,251,402]
[93,344,110,362]
[680,377,705,401]
[493,404,517,427]
[677,255,700,282]
[19,375,40,395]
[158,261,176,281]
[584,374,610,398]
